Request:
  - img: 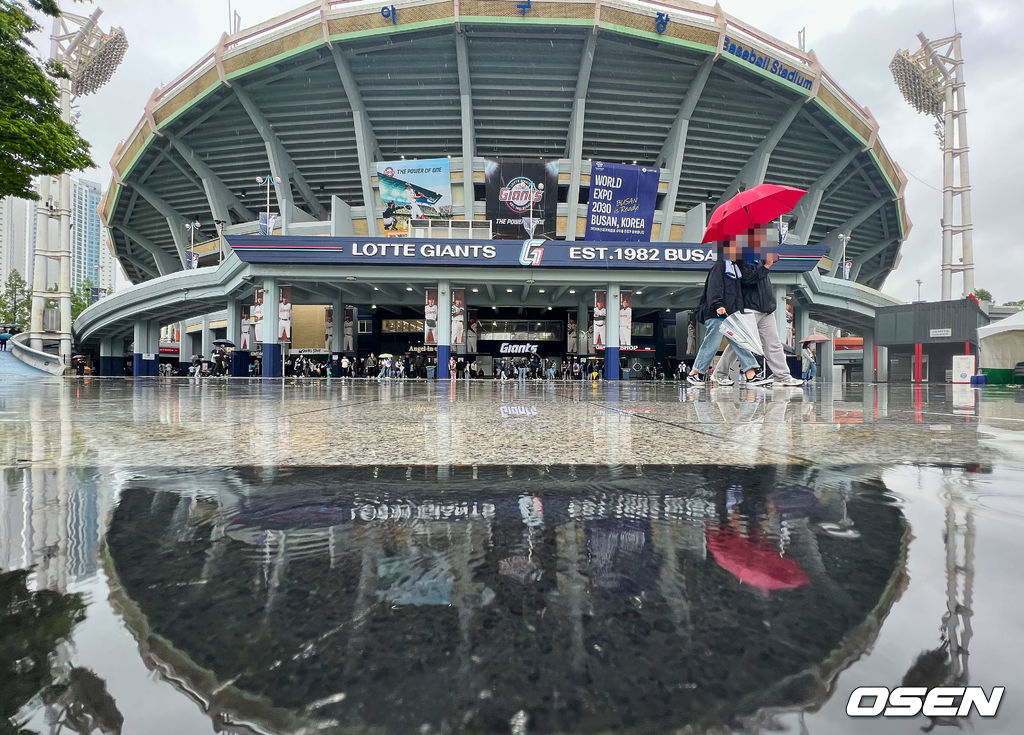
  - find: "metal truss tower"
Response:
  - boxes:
[890,33,974,301]
[29,7,127,363]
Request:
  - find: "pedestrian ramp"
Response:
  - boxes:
[0,348,52,377]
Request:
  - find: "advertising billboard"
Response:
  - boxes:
[584,162,660,241]
[485,158,558,239]
[376,158,452,235]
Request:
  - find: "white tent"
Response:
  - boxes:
[978,310,1024,369]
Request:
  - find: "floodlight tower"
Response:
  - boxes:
[29,7,127,364]
[890,33,974,302]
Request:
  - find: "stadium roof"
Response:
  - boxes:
[101,0,909,291]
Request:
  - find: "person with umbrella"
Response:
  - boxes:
[712,225,804,387]
[702,184,807,388]
[686,238,762,387]
[0,332,10,351]
[800,336,823,382]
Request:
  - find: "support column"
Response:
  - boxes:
[604,284,620,381]
[177,321,189,372]
[133,321,157,376]
[332,293,345,377]
[876,345,889,382]
[262,278,282,377]
[227,298,248,377]
[57,166,72,367]
[30,175,53,351]
[820,335,835,383]
[201,316,214,365]
[99,336,124,376]
[861,329,876,383]
[436,279,452,378]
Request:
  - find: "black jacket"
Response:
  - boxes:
[696,259,745,322]
[740,260,777,314]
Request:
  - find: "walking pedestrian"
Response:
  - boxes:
[687,239,762,387]
[711,224,803,387]
[801,341,817,381]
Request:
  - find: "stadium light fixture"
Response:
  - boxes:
[890,33,974,300]
[184,219,201,269]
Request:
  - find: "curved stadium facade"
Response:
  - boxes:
[86,0,909,376]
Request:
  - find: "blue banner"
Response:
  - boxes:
[228,235,825,273]
[585,162,660,242]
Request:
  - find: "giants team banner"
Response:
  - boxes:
[376,158,452,235]
[585,162,660,241]
[425,288,438,345]
[485,158,559,240]
[619,291,633,349]
[451,289,466,345]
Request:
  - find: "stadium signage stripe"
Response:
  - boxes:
[227,235,825,273]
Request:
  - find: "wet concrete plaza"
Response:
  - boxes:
[2,374,1024,733]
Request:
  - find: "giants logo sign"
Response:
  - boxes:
[519,239,544,266]
[498,176,544,213]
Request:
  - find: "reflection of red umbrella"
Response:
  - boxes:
[706,528,809,590]
[701,184,807,243]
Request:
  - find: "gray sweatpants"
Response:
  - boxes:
[713,310,792,379]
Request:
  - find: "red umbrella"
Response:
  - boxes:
[706,528,809,591]
[701,184,807,243]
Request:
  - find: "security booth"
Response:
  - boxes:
[875,299,987,383]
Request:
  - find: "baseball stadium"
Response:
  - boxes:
[76,0,909,378]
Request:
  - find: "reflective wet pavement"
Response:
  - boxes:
[2,376,1024,734]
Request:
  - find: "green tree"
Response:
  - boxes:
[0,0,95,200]
[972,288,993,302]
[70,277,93,320]
[0,268,31,325]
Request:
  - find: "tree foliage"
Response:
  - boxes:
[0,269,31,325]
[972,288,993,303]
[70,277,93,321]
[0,0,94,200]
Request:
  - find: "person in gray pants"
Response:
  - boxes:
[713,224,803,387]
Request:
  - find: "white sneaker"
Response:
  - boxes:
[711,375,734,386]
[775,376,804,387]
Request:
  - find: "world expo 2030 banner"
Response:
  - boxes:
[585,162,660,242]
[485,158,559,240]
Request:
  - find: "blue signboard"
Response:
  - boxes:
[228,235,824,273]
[584,162,660,242]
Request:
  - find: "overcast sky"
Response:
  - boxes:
[40,0,1022,306]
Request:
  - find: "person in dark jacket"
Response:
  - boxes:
[687,239,760,386]
[712,224,803,387]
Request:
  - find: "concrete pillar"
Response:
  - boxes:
[262,278,282,377]
[437,280,452,378]
[331,293,345,377]
[99,336,124,376]
[794,307,810,343]
[177,321,189,372]
[201,316,213,365]
[820,334,835,383]
[604,284,620,380]
[876,345,889,382]
[861,329,876,383]
[132,321,157,376]
[227,298,248,377]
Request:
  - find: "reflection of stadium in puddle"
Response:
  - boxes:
[104,465,907,734]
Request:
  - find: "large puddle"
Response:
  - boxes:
[4,464,923,734]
